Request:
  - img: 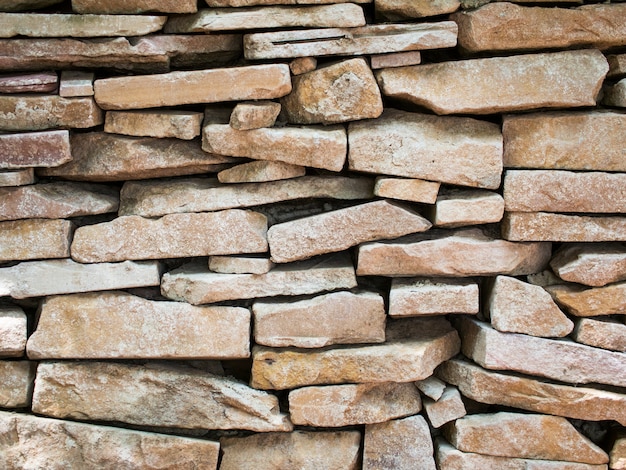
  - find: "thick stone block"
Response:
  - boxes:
[0,218,73,262]
[550,243,626,287]
[431,189,504,227]
[0,130,70,169]
[104,110,203,140]
[389,277,479,316]
[0,361,35,408]
[0,306,27,357]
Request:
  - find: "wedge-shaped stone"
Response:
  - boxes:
[551,243,626,287]
[374,177,439,204]
[282,58,383,125]
[546,283,626,317]
[377,50,608,115]
[95,64,291,110]
[357,228,551,277]
[230,101,281,130]
[0,361,35,408]
[59,70,94,97]
[0,0,63,11]
[40,132,233,182]
[432,189,504,227]
[162,253,357,305]
[104,110,202,140]
[377,0,459,20]
[0,96,102,131]
[220,431,360,470]
[289,382,421,427]
[370,50,422,69]
[504,170,626,213]
[608,54,626,79]
[486,276,573,337]
[423,385,466,429]
[415,376,446,400]
[120,176,373,217]
[604,79,626,108]
[253,290,385,348]
[251,316,460,389]
[71,210,267,263]
[72,0,198,13]
[210,255,273,275]
[0,306,26,357]
[389,277,479,316]
[573,318,626,353]
[218,161,305,183]
[0,71,57,93]
[0,219,72,262]
[438,358,626,426]
[457,317,626,387]
[348,109,502,189]
[268,200,432,263]
[244,21,458,59]
[290,56,317,75]
[0,131,70,169]
[0,412,219,470]
[0,169,34,186]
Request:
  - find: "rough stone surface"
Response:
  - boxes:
[376,50,608,115]
[432,189,504,228]
[608,54,626,79]
[72,0,198,14]
[0,0,63,11]
[105,110,203,140]
[611,436,626,470]
[349,109,503,189]
[253,290,386,348]
[210,255,274,275]
[546,283,626,317]
[603,79,626,108]
[550,243,626,287]
[33,361,293,432]
[209,0,370,5]
[377,0,459,20]
[0,130,71,169]
[0,361,35,408]
[218,161,306,183]
[0,218,72,262]
[374,177,440,204]
[290,56,317,75]
[389,277,479,316]
[415,376,446,401]
[370,50,422,69]
[0,169,34,186]
[0,306,27,357]
[0,71,57,93]
[229,101,281,130]
[573,318,626,352]
[423,385,466,428]
[59,70,93,97]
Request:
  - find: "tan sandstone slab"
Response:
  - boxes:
[0,96,102,131]
[0,0,63,11]
[0,131,70,169]
[376,50,608,115]
[348,109,503,189]
[573,318,626,353]
[218,161,305,183]
[370,50,422,69]
[281,57,383,125]
[0,306,26,357]
[374,177,440,204]
[230,101,281,130]
[33,361,292,432]
[457,317,626,387]
[0,71,57,93]
[550,243,626,287]
[438,357,626,426]
[0,169,34,186]
[432,189,504,228]
[253,290,385,348]
[604,79,626,108]
[0,412,219,470]
[59,70,94,97]
[612,436,626,470]
[376,0,459,20]
[268,200,432,263]
[389,277,479,316]
[72,0,198,14]
[0,218,72,262]
[423,385,466,428]
[220,431,360,470]
[357,228,551,277]
[104,110,202,140]
[71,210,267,263]
[0,361,35,408]
[210,255,274,275]
[546,283,626,317]
[250,316,460,389]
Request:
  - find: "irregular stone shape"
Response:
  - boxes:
[364,415,436,470]
[348,109,503,189]
[0,218,72,262]
[376,50,608,115]
[0,259,161,299]
[220,431,360,470]
[33,361,292,432]
[40,132,233,182]
[611,436,626,470]
[438,358,626,426]
[357,228,551,277]
[290,56,317,75]
[165,4,365,33]
[0,361,35,408]
[104,110,202,140]
[281,58,383,124]
[244,21,458,59]
[253,290,385,348]
[95,64,291,110]
[0,306,26,357]
[0,71,57,93]
[0,130,71,169]
[546,283,626,317]
[457,317,626,388]
[550,243,626,287]
[72,0,198,13]
[503,110,626,171]
[289,382,421,427]
[486,275,573,337]
[230,101,281,130]
[218,161,305,183]
[71,210,267,263]
[370,50,422,69]
[504,170,626,213]
[161,253,357,305]
[389,277,479,316]
[444,412,608,464]
[0,13,166,38]
[268,200,432,263]
[120,176,373,217]
[210,255,274,275]
[0,168,34,186]
[374,177,440,204]
[423,385,466,428]
[503,212,626,242]
[604,79,626,108]
[573,318,626,352]
[0,96,102,131]
[608,54,626,79]
[0,0,63,11]
[0,412,219,470]
[432,189,504,227]
[0,182,119,221]
[59,70,94,97]
[251,316,460,389]
[415,376,446,400]
[27,292,251,360]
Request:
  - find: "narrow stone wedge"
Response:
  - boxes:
[210,255,274,275]
[423,385,466,428]
[218,161,305,183]
[374,177,440,204]
[72,0,198,14]
[546,282,626,317]
[0,131,70,169]
[0,219,72,262]
[0,361,35,408]
[0,96,102,131]
[0,168,34,186]
[229,101,281,130]
[573,318,626,352]
[550,243,626,287]
[389,277,479,316]
[0,71,57,93]
[104,110,203,140]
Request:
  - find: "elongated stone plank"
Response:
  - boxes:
[0,131,70,169]
[72,0,198,14]
[251,316,460,389]
[71,210,267,263]
[457,317,626,387]
[0,219,72,262]
[0,412,219,470]
[209,0,370,5]
[229,101,281,130]
[423,385,466,428]
[0,168,34,186]
[432,189,504,227]
[357,228,551,277]
[0,96,102,131]
[268,200,432,263]
[573,318,626,352]
[120,176,373,217]
[550,243,626,287]
[210,255,273,275]
[162,253,357,305]
[370,50,422,69]
[59,70,94,97]
[0,361,35,408]
[377,0,459,20]
[104,110,202,140]
[253,290,385,348]
[546,282,626,317]
[389,277,479,316]
[218,160,305,183]
[348,109,503,189]
[33,361,292,432]
[374,177,440,204]
[0,71,57,93]
[377,50,608,115]
[0,306,26,357]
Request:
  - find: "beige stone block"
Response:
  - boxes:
[0,306,26,357]
[253,290,385,348]
[0,71,57,93]
[546,283,626,317]
[59,70,93,97]
[377,50,608,115]
[611,436,626,470]
[551,243,626,287]
[604,79,626,108]
[389,277,479,316]
[218,160,305,183]
[357,228,551,277]
[0,218,72,262]
[0,168,34,186]
[105,110,202,140]
[0,361,35,408]
[210,255,273,274]
[72,0,198,13]
[608,53,626,79]
[415,376,446,400]
[370,50,422,69]
[281,58,383,124]
[573,318,626,352]
[0,0,63,12]
[377,0,459,19]
[209,0,370,6]
[0,412,220,470]
[33,361,292,432]
[364,415,436,470]
[220,431,360,470]
[251,317,460,389]
[0,130,70,169]
[374,177,439,204]
[229,101,281,130]
[289,56,317,75]
[423,385,466,428]
[348,109,503,189]
[432,189,504,227]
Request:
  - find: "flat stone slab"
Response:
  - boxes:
[0,218,73,262]
[550,243,626,287]
[0,361,35,408]
[210,255,274,275]
[423,385,466,429]
[0,71,57,93]
[0,306,27,357]
[71,0,198,13]
[546,282,626,317]
[389,277,479,316]
[377,0,459,20]
[374,177,440,204]
[59,70,94,97]
[370,50,422,69]
[104,110,203,140]
[432,189,504,228]
[0,169,34,186]
[218,160,305,183]
[34,361,292,432]
[0,131,70,169]
[376,49,608,115]
[348,109,503,189]
[573,318,626,352]
[229,101,281,130]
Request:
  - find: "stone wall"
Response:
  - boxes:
[1,0,625,468]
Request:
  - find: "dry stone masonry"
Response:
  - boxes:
[0,0,625,468]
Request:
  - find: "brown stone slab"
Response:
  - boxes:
[0,131,71,169]
[218,161,305,183]
[72,0,198,14]
[378,0,458,20]
[370,50,422,69]
[0,169,34,186]
[550,243,626,287]
[0,218,72,262]
[546,282,626,317]
[209,0,370,5]
[604,78,626,108]
[105,110,202,140]
[0,306,26,357]
[573,318,626,352]
[374,177,439,204]
[389,277,479,316]
[229,101,281,130]
[289,56,317,75]
[0,96,102,131]
[432,189,504,227]
[0,72,57,93]
[58,70,94,97]
[0,361,35,408]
